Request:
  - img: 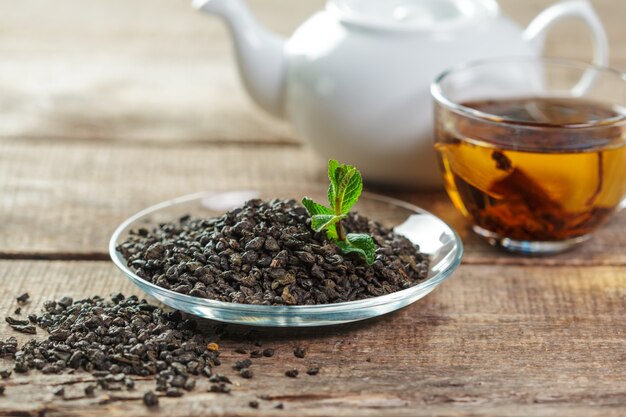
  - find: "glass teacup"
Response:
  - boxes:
[432,57,626,254]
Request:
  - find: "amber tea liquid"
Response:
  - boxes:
[435,97,626,242]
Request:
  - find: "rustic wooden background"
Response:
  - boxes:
[1,0,625,416]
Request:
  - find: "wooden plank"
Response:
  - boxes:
[0,260,624,416]
[0,138,325,256]
[0,0,624,144]
[2,138,626,265]
[0,0,322,144]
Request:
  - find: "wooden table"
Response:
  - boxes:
[1,1,625,416]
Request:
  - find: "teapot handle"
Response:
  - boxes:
[523,0,609,67]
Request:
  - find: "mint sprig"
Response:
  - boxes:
[302,160,376,265]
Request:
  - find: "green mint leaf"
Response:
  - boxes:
[301,197,333,216]
[326,160,363,214]
[327,159,340,186]
[337,233,376,264]
[311,214,344,233]
[327,159,340,209]
[304,159,375,259]
[325,224,338,241]
[337,168,362,214]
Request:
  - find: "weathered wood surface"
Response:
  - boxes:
[2,138,626,265]
[1,0,626,416]
[1,261,625,416]
[0,0,624,143]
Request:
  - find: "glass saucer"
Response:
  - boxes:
[109,190,463,327]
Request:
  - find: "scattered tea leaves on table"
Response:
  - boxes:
[294,346,306,358]
[209,383,231,394]
[5,317,29,326]
[0,291,338,406]
[239,368,254,379]
[233,359,252,370]
[209,374,231,384]
[1,294,226,406]
[16,293,30,304]
[8,324,36,334]
[306,366,319,376]
[166,387,184,397]
[143,391,159,407]
[84,384,96,397]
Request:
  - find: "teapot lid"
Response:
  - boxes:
[327,0,498,31]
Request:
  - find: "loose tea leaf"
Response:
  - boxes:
[9,324,36,334]
[16,293,29,304]
[84,385,96,397]
[306,366,319,376]
[302,160,376,264]
[239,369,253,379]
[285,369,298,378]
[5,317,29,326]
[293,346,306,359]
[209,383,231,393]
[143,391,159,407]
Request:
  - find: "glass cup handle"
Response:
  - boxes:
[523,0,609,95]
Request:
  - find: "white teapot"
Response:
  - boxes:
[193,0,608,187]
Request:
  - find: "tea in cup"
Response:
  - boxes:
[432,58,626,254]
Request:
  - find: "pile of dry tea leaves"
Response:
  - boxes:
[117,199,429,305]
[0,294,317,408]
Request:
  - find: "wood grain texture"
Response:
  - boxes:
[0,261,624,416]
[1,1,626,416]
[2,137,626,265]
[0,138,325,257]
[0,0,624,144]
[0,0,313,143]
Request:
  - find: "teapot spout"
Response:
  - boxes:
[193,0,287,118]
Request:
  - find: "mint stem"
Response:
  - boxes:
[336,221,346,241]
[334,195,347,241]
